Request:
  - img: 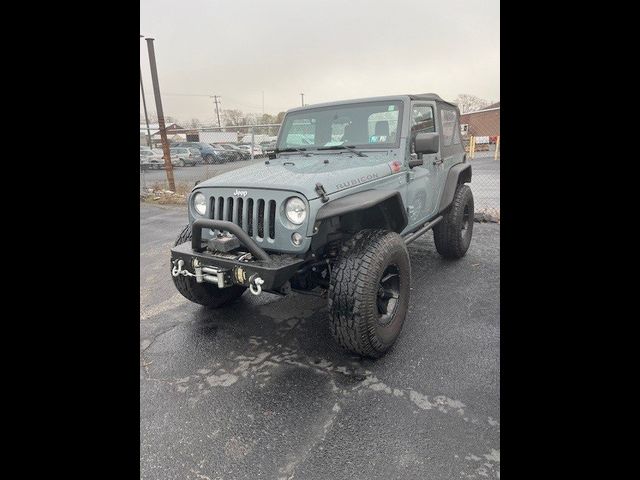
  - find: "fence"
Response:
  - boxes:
[462,135,500,220]
[141,121,500,220]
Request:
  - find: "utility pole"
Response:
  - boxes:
[140,35,152,148]
[145,37,175,191]
[262,91,264,116]
[212,95,222,127]
[139,62,152,148]
[300,92,304,106]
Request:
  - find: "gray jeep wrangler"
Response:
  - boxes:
[170,94,473,358]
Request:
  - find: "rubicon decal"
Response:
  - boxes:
[335,173,379,190]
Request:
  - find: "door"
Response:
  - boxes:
[405,103,446,229]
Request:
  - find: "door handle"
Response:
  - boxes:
[433,159,443,165]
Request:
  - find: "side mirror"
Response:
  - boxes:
[414,132,439,155]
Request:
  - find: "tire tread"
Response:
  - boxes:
[328,229,410,358]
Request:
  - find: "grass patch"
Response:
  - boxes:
[140,181,193,205]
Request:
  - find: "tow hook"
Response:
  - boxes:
[172,259,195,278]
[249,275,265,295]
[172,258,226,287]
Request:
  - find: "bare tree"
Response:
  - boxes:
[244,113,258,126]
[454,94,490,114]
[188,118,202,129]
[141,112,158,124]
[222,109,247,126]
[259,113,276,125]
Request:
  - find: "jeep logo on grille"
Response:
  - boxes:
[233,189,248,197]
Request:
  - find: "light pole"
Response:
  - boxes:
[300,92,304,106]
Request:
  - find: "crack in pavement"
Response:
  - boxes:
[140,321,187,378]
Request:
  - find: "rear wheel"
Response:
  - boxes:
[328,229,411,358]
[433,184,474,259]
[178,159,185,167]
[171,225,246,308]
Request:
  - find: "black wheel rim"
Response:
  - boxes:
[461,204,471,240]
[377,265,400,326]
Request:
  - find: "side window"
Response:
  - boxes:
[440,109,460,146]
[411,105,435,134]
[285,118,315,146]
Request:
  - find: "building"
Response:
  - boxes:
[139,123,187,147]
[459,102,500,137]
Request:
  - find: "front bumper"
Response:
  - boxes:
[170,219,306,292]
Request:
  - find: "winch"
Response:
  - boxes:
[171,255,265,296]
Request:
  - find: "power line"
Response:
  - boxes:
[140,92,263,110]
[163,92,212,97]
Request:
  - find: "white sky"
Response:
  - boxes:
[140,0,499,124]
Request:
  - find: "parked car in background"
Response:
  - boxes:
[210,145,239,164]
[140,149,164,169]
[170,147,202,167]
[237,144,264,157]
[216,143,251,161]
[172,141,225,164]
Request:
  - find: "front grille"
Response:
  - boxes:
[209,195,277,241]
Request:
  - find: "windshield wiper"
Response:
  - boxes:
[317,145,366,157]
[274,147,310,157]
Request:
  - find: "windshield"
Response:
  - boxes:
[277,100,403,151]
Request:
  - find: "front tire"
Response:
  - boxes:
[171,225,246,308]
[433,184,474,259]
[328,229,411,358]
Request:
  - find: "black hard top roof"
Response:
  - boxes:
[288,93,458,113]
[408,93,458,108]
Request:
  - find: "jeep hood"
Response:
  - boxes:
[195,152,398,199]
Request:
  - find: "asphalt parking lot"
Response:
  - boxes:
[140,203,500,480]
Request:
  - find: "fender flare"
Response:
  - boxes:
[438,163,472,213]
[315,190,408,233]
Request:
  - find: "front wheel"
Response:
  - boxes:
[328,229,411,358]
[171,225,246,307]
[433,184,474,259]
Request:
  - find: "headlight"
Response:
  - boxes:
[285,197,307,225]
[193,192,207,216]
